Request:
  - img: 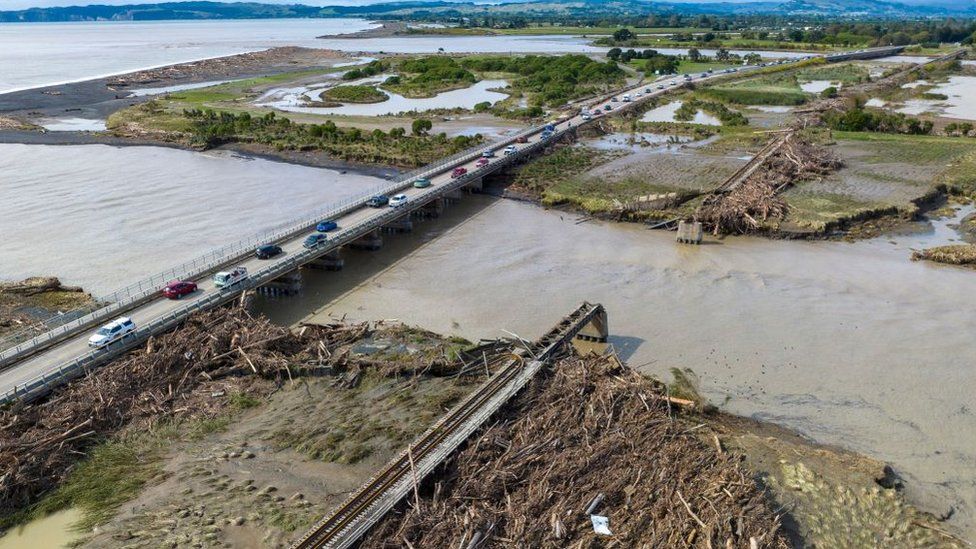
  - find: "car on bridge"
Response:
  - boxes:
[413,178,432,188]
[516,136,528,144]
[451,167,468,178]
[303,234,327,249]
[390,194,408,208]
[481,150,494,158]
[162,280,198,299]
[88,316,136,349]
[214,266,248,288]
[504,145,517,155]
[581,112,591,121]
[603,104,612,111]
[316,220,338,232]
[476,158,490,168]
[255,244,282,259]
[367,195,389,208]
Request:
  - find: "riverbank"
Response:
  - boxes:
[0,304,963,547]
[0,47,351,125]
[0,277,91,340]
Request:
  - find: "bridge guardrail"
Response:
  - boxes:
[0,133,555,405]
[0,122,546,370]
[2,44,910,399]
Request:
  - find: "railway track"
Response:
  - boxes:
[290,302,605,549]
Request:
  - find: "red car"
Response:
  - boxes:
[451,167,468,178]
[516,136,528,143]
[163,280,197,299]
[476,158,490,168]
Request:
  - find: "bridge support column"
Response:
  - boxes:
[382,217,413,233]
[676,221,703,245]
[416,197,444,218]
[350,229,383,251]
[466,177,484,192]
[306,249,344,271]
[572,307,609,355]
[257,270,302,297]
[445,188,463,202]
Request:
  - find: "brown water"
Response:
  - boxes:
[254,195,976,538]
[0,508,83,548]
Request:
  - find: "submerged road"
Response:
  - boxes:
[0,46,907,402]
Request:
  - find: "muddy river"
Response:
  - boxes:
[2,141,975,538]
[252,195,976,538]
[0,144,389,295]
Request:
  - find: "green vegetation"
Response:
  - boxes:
[342,59,389,80]
[699,62,832,106]
[674,99,748,126]
[384,56,477,98]
[180,109,482,167]
[824,108,933,135]
[461,54,625,107]
[608,47,678,74]
[5,436,165,532]
[322,85,388,103]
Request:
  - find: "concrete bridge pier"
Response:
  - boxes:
[257,270,302,297]
[444,188,464,202]
[382,217,413,233]
[466,177,484,192]
[415,197,445,218]
[572,307,609,355]
[350,229,383,251]
[306,249,344,271]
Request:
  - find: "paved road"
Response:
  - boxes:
[0,47,905,398]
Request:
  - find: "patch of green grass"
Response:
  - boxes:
[676,60,738,74]
[795,62,869,85]
[781,190,888,232]
[835,131,976,164]
[186,416,232,440]
[9,433,168,532]
[229,392,262,410]
[513,146,621,193]
[702,86,808,106]
[322,85,388,103]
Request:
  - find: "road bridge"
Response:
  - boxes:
[0,45,908,404]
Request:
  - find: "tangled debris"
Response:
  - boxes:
[697,134,842,234]
[0,304,500,524]
[362,355,788,548]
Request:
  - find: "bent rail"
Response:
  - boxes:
[289,302,605,549]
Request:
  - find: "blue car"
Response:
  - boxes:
[303,234,327,249]
[316,220,338,232]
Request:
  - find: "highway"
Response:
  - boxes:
[0,46,908,402]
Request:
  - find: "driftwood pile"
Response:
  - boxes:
[0,305,476,521]
[362,355,789,548]
[0,277,84,296]
[697,134,842,234]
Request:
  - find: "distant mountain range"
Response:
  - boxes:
[1,0,974,23]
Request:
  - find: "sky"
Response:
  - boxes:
[0,0,967,9]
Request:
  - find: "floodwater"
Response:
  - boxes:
[127,79,241,97]
[0,144,387,295]
[0,19,820,94]
[252,195,976,538]
[0,19,377,94]
[0,508,83,549]
[263,78,510,117]
[37,117,107,131]
[799,80,839,93]
[641,101,721,126]
[926,76,976,120]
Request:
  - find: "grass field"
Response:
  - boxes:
[409,25,702,36]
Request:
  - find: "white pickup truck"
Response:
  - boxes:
[214,266,248,288]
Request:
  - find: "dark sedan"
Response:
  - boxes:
[255,244,283,259]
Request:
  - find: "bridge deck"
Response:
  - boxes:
[0,46,908,403]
